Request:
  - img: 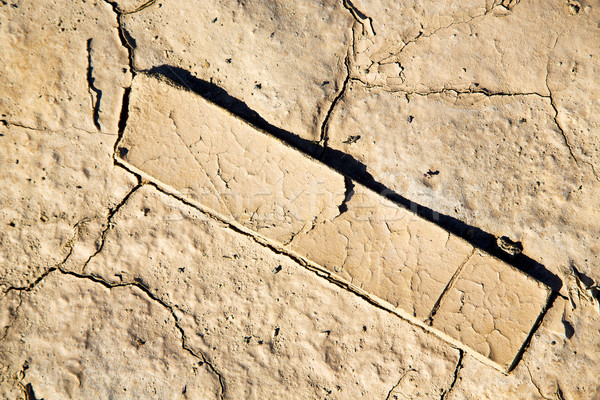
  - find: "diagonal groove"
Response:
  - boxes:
[507,290,557,373]
[426,249,476,325]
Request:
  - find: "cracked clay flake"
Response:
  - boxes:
[116,73,551,372]
[116,73,470,322]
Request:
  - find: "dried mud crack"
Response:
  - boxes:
[3,0,600,397]
[86,38,103,131]
[319,55,351,152]
[80,183,142,272]
[103,0,156,74]
[5,265,227,399]
[384,368,417,400]
[440,349,464,400]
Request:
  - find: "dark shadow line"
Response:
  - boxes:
[24,383,41,400]
[144,64,563,293]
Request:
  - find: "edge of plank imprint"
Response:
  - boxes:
[115,72,553,373]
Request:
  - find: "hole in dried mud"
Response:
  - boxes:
[117,87,131,135]
[118,146,129,158]
[562,319,575,339]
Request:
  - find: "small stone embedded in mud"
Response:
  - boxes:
[496,236,523,256]
[343,135,361,144]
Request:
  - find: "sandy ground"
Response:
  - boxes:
[1,0,600,399]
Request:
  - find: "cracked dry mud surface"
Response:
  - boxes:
[1,0,600,399]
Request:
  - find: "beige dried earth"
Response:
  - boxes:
[1,0,599,399]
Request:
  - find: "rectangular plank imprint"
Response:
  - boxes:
[116,73,551,372]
